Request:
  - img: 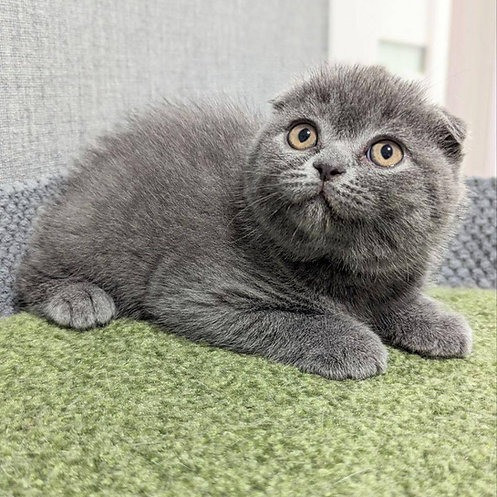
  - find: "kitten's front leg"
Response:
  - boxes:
[248,310,388,380]
[147,264,387,380]
[374,294,472,357]
[154,301,388,380]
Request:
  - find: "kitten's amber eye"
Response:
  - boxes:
[367,140,403,167]
[287,123,318,150]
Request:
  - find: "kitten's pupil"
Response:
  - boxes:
[381,144,393,159]
[298,128,311,143]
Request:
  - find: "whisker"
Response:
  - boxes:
[334,185,375,207]
[341,183,369,195]
[289,210,308,246]
[226,191,283,228]
[334,190,373,209]
[258,170,307,176]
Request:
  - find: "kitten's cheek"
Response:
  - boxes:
[302,157,322,182]
[289,200,328,237]
[282,182,319,205]
[283,162,322,204]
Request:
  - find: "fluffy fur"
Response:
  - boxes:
[15,65,472,380]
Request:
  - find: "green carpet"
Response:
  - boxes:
[0,288,495,497]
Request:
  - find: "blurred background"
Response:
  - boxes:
[0,0,495,183]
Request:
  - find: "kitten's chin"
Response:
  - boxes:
[288,196,346,243]
[302,191,365,227]
[285,180,371,224]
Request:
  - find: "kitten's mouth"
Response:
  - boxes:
[314,184,360,221]
[315,190,342,220]
[317,186,336,210]
[285,180,363,222]
[317,190,330,206]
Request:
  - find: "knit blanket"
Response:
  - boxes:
[1,175,496,316]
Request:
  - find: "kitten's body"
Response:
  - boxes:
[16,66,472,380]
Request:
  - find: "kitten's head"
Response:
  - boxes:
[244,64,466,275]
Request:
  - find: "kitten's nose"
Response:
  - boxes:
[313,162,345,181]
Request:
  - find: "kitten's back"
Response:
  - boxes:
[16,101,259,316]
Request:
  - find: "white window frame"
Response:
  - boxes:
[328,0,452,104]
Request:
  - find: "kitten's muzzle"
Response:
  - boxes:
[313,161,345,182]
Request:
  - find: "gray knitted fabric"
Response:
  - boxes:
[1,175,496,317]
[437,177,496,289]
[0,176,66,316]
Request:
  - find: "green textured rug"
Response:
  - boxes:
[0,288,495,497]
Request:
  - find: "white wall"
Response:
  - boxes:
[446,0,496,177]
[329,0,451,103]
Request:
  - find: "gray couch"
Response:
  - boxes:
[1,1,495,318]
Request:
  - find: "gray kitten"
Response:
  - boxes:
[15,65,472,380]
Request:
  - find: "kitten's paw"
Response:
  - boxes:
[41,282,116,330]
[300,331,388,380]
[393,312,472,358]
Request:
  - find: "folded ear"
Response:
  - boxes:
[268,94,287,111]
[268,85,297,111]
[437,108,467,161]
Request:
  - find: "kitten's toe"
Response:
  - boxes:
[395,313,472,358]
[42,282,116,330]
[425,315,472,358]
[301,331,388,380]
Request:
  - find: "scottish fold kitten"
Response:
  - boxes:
[16,65,472,380]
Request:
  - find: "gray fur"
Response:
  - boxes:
[15,64,472,380]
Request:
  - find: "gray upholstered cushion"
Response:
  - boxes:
[1,175,495,317]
